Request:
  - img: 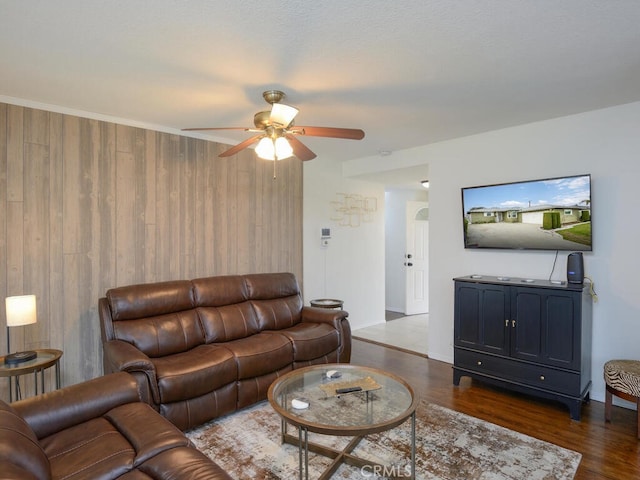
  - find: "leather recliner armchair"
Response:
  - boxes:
[0,372,231,480]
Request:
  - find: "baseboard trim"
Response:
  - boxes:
[352,336,429,359]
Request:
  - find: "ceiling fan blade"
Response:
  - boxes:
[219,134,264,157]
[285,135,317,161]
[182,127,249,132]
[291,126,365,140]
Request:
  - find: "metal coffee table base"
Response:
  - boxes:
[281,412,416,480]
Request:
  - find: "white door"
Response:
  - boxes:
[405,202,429,314]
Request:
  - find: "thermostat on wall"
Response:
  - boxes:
[321,227,331,247]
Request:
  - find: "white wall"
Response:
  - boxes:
[334,100,640,406]
[385,189,428,313]
[303,157,386,330]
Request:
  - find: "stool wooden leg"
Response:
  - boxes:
[605,386,613,423]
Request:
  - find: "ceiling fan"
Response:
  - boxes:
[182,90,365,161]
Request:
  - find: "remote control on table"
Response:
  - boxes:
[336,386,362,394]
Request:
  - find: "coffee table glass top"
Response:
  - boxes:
[268,364,417,436]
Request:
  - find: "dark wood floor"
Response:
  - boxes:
[351,339,639,480]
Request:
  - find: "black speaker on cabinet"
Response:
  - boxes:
[567,252,584,284]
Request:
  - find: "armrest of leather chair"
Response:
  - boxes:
[103,339,160,404]
[0,462,41,480]
[301,307,351,362]
[0,399,50,480]
[12,372,141,439]
[300,306,348,329]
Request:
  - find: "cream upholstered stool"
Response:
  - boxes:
[604,360,640,438]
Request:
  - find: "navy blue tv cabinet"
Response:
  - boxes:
[453,275,592,420]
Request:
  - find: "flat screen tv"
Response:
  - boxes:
[461,174,592,251]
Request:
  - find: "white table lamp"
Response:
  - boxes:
[5,294,38,365]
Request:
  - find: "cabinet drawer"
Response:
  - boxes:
[455,349,581,396]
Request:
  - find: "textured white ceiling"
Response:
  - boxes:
[2,0,639,177]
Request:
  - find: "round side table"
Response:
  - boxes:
[310,298,344,309]
[0,348,63,402]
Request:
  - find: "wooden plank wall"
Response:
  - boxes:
[0,102,303,400]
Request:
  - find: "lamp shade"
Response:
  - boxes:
[255,137,294,161]
[270,103,299,127]
[5,295,37,327]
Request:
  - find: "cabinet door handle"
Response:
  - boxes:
[539,375,545,381]
[505,319,509,327]
[512,320,516,328]
[477,361,482,366]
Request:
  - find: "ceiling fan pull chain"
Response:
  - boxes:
[273,140,279,179]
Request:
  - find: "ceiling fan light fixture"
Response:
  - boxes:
[183,90,363,161]
[255,136,293,160]
[270,103,299,127]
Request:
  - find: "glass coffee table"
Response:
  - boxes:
[267,364,418,479]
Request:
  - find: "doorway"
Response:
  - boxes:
[354,171,430,356]
[405,201,429,314]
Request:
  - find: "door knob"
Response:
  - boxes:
[406,254,412,259]
[404,262,413,267]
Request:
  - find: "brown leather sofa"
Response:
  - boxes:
[0,372,231,480]
[99,272,351,430]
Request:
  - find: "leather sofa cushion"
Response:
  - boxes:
[197,303,260,342]
[237,366,292,408]
[273,323,340,361]
[113,309,205,357]
[221,332,293,379]
[193,276,260,342]
[43,417,133,479]
[40,402,189,480]
[245,272,303,330]
[107,281,194,320]
[160,382,237,431]
[192,275,249,306]
[123,446,232,479]
[244,272,300,299]
[252,296,303,330]
[106,280,205,359]
[106,403,190,466]
[153,345,237,403]
[0,400,50,480]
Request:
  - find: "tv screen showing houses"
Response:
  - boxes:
[462,174,592,251]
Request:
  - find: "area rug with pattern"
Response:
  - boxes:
[186,400,581,479]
